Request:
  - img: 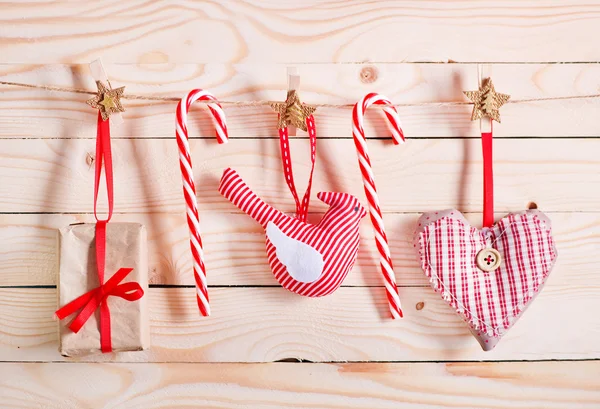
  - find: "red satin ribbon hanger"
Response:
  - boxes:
[94,113,114,224]
[482,128,494,228]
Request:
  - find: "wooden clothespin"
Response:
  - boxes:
[270,67,315,135]
[479,65,492,134]
[286,67,301,136]
[86,59,125,123]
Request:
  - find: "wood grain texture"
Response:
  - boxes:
[1,362,599,409]
[2,0,599,406]
[0,212,595,287]
[2,1,600,63]
[1,138,598,214]
[1,286,598,362]
[1,63,600,139]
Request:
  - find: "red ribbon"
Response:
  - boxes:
[482,128,494,228]
[55,112,144,353]
[94,111,114,224]
[277,116,317,223]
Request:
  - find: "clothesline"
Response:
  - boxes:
[1,80,599,108]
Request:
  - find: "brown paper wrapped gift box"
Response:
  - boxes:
[57,222,149,356]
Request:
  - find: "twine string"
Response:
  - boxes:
[1,80,599,108]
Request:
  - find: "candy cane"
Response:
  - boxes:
[176,89,228,316]
[352,93,405,319]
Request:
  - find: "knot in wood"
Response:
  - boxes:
[360,66,378,84]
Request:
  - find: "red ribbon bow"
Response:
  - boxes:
[55,112,144,353]
[55,266,144,352]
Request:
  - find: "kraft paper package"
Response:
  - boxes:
[57,222,149,356]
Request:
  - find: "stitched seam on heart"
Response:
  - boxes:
[419,214,556,336]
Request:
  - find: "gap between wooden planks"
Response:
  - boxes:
[0,212,595,287]
[1,63,600,138]
[1,286,598,363]
[1,138,598,214]
[1,1,600,63]
[1,362,599,409]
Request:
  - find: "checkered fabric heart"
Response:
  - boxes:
[415,209,557,350]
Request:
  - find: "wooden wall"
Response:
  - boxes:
[1,1,599,408]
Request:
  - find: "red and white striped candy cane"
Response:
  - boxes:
[352,93,405,319]
[176,89,228,316]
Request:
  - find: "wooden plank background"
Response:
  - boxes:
[1,1,599,408]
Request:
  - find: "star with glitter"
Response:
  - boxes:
[86,81,126,121]
[464,78,510,123]
[270,90,316,131]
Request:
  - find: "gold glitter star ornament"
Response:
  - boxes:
[270,90,316,131]
[87,81,125,121]
[464,78,510,123]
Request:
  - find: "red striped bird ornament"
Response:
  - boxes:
[219,115,368,297]
[220,95,406,310]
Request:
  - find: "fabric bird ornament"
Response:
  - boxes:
[219,93,406,312]
[220,168,366,295]
[415,78,557,350]
[219,111,367,296]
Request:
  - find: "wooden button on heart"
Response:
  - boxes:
[476,248,502,272]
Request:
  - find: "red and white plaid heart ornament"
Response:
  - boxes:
[415,93,558,350]
[415,209,557,350]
